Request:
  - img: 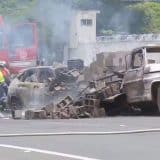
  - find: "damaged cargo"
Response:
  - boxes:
[9,45,160,119]
[79,45,160,116]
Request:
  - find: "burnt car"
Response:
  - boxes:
[7,66,81,118]
[7,66,58,118]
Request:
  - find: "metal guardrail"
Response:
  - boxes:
[96,34,160,42]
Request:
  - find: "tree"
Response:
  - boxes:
[128,2,160,33]
[0,0,37,23]
[79,0,160,34]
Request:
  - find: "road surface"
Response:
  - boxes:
[0,117,160,160]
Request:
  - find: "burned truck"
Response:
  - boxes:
[104,45,160,114]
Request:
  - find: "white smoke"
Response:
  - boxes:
[27,0,74,63]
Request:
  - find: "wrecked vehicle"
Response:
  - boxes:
[104,45,160,114]
[7,66,80,118]
[8,66,56,118]
[80,74,123,116]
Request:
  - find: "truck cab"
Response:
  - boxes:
[123,45,160,112]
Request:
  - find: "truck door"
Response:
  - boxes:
[123,49,144,103]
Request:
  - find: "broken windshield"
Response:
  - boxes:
[146,47,160,64]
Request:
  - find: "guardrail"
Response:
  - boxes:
[96,34,160,42]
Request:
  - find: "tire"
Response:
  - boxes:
[157,87,160,113]
[105,102,121,116]
[10,97,23,119]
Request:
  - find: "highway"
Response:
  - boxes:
[0,117,160,160]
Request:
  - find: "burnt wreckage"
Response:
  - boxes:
[8,45,160,119]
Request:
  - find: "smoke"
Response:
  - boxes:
[35,0,72,42]
[108,8,133,34]
[30,0,134,64]
[29,0,74,63]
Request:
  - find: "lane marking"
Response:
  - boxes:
[120,124,126,127]
[24,150,31,153]
[0,113,4,118]
[0,144,100,160]
[0,128,160,137]
[2,118,10,120]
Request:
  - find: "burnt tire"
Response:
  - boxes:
[104,102,121,116]
[140,101,159,115]
[157,87,160,113]
[104,96,129,116]
[10,97,23,119]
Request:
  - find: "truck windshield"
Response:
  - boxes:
[146,47,160,64]
[10,25,34,48]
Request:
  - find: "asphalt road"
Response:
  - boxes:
[0,117,160,160]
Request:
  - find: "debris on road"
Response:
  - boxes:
[25,109,47,120]
[23,93,106,120]
[6,54,124,119]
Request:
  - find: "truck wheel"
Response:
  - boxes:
[105,102,121,116]
[140,102,158,115]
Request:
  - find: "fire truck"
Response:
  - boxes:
[0,16,39,74]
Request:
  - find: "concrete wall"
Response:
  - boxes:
[96,41,160,53]
[69,10,99,48]
[69,43,97,65]
[69,40,160,66]
[69,41,160,65]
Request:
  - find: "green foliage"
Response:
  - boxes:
[0,0,37,23]
[73,0,160,34]
[72,0,99,9]
[128,2,160,33]
[100,29,114,35]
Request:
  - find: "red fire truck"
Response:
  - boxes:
[0,16,8,65]
[0,16,39,74]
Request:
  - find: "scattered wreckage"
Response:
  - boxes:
[78,45,160,116]
[7,45,160,119]
[23,95,104,120]
[6,62,102,119]
[67,44,160,117]
[7,65,83,119]
[7,64,106,119]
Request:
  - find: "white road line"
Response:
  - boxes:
[0,113,4,118]
[120,124,126,127]
[0,144,100,160]
[24,150,31,153]
[0,128,160,137]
